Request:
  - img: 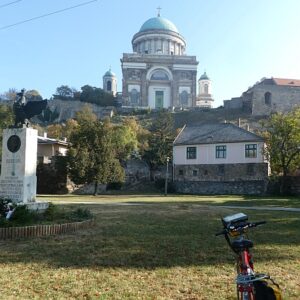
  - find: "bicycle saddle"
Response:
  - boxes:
[231,238,253,250]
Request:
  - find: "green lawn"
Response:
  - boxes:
[38,193,300,208]
[0,197,299,299]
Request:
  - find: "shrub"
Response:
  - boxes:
[10,205,39,226]
[70,208,92,221]
[106,182,124,190]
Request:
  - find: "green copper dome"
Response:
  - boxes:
[104,69,115,77]
[139,16,179,33]
[199,72,210,80]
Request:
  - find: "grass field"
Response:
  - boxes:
[0,196,299,299]
[38,193,300,208]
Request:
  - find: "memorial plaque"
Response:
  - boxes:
[7,135,21,153]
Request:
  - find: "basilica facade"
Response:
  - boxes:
[120,14,199,109]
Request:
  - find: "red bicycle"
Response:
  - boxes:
[216,212,282,300]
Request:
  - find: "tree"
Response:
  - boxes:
[143,111,175,168]
[67,116,124,195]
[53,85,75,100]
[47,124,63,139]
[261,107,300,193]
[122,117,150,157]
[25,90,43,102]
[0,88,17,102]
[62,119,79,139]
[0,104,14,164]
[75,104,97,123]
[111,119,138,161]
[80,85,114,106]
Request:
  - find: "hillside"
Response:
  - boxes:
[131,107,268,133]
[173,108,266,131]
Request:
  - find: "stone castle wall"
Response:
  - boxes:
[46,99,114,123]
[224,85,300,116]
[251,85,300,115]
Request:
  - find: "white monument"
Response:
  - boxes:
[0,127,38,203]
[0,89,48,209]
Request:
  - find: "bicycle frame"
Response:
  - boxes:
[224,232,255,300]
[236,248,255,300]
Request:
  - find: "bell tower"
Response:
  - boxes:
[197,71,214,108]
[103,68,117,96]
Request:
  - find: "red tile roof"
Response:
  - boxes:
[272,78,300,87]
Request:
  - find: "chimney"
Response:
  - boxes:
[43,132,47,138]
[246,124,250,131]
[238,118,241,127]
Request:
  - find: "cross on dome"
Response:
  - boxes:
[157,6,162,17]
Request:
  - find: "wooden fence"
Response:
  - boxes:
[0,219,94,240]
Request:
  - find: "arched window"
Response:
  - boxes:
[204,84,209,94]
[107,81,112,91]
[265,92,271,106]
[180,91,188,106]
[150,70,169,81]
[130,89,139,105]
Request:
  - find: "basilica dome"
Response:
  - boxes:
[132,15,186,56]
[139,16,179,34]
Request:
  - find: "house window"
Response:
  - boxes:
[216,145,226,158]
[245,144,257,158]
[186,147,196,159]
[178,169,184,176]
[193,170,198,176]
[265,92,271,106]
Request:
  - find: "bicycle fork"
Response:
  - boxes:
[236,250,255,300]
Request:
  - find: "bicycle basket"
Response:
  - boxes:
[254,278,282,300]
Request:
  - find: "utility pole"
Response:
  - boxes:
[164,156,170,196]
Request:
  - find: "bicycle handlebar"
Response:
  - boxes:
[215,221,266,236]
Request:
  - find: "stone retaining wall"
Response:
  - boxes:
[174,180,267,195]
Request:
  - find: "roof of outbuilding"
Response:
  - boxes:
[173,123,264,145]
[38,136,69,146]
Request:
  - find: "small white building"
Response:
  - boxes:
[173,123,269,195]
[37,134,68,164]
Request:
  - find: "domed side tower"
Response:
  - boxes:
[132,16,186,55]
[197,72,214,108]
[103,68,117,96]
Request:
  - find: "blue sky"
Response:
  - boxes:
[1,0,300,107]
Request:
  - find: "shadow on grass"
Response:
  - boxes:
[0,203,299,269]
